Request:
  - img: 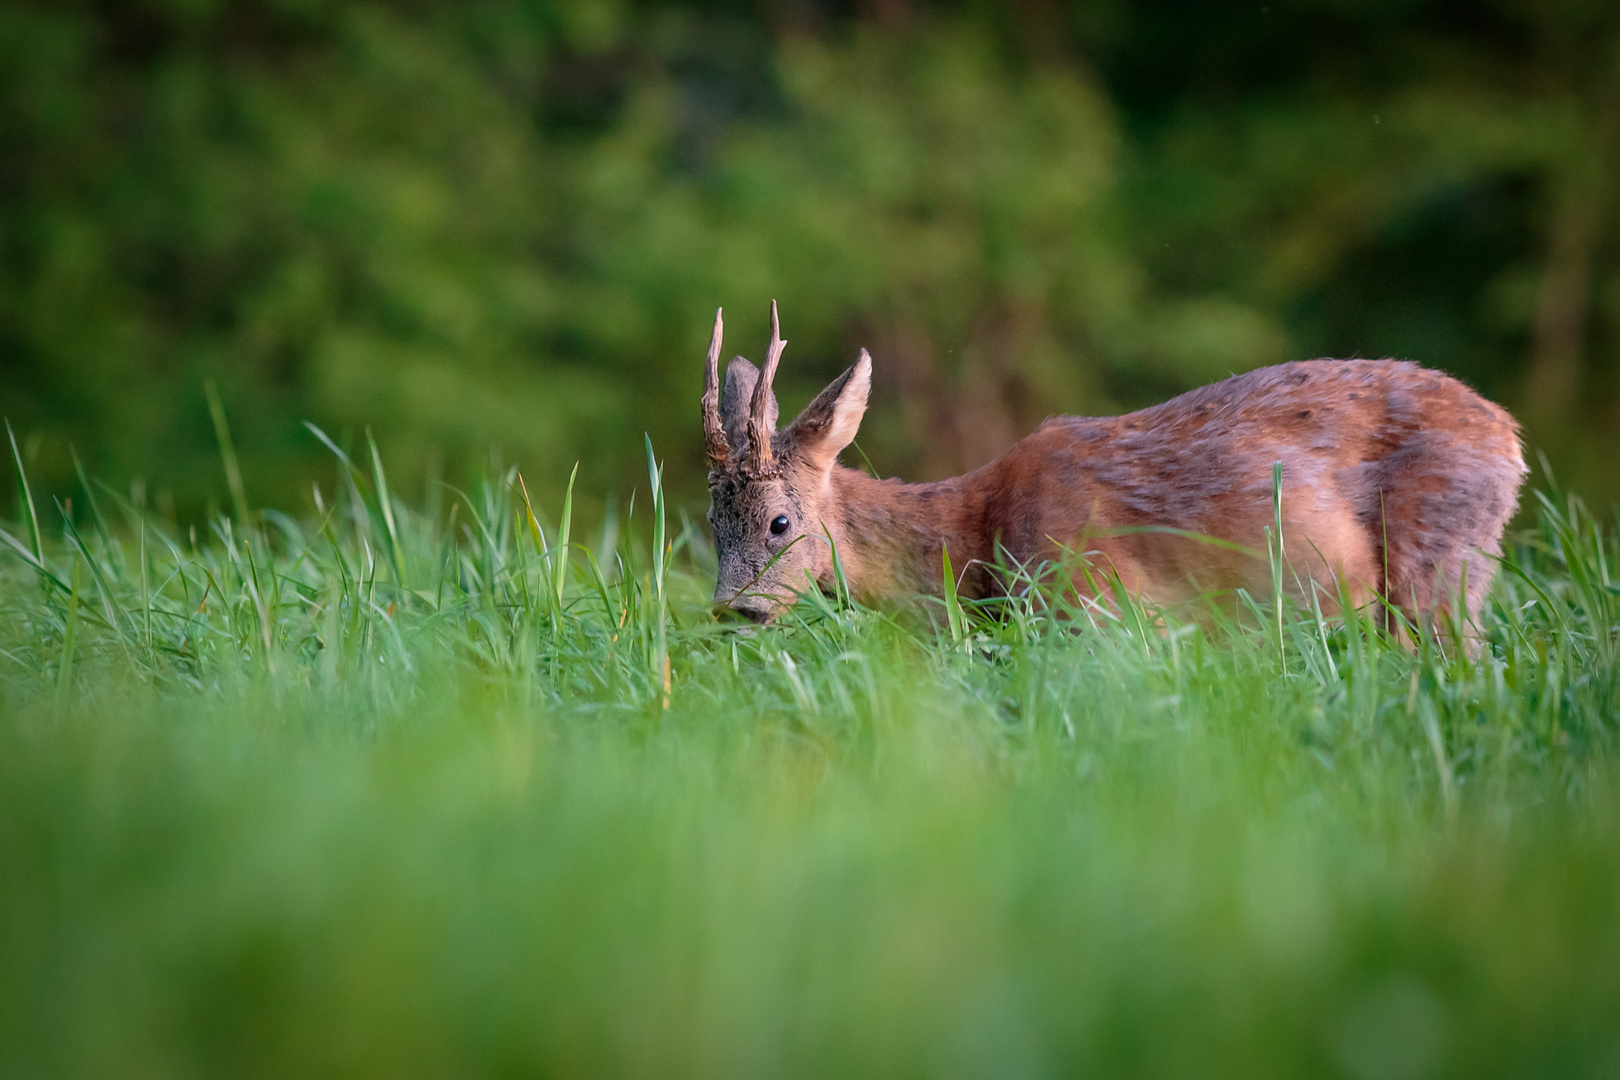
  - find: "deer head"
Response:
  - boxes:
[702,302,872,623]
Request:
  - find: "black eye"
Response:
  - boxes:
[769,515,790,535]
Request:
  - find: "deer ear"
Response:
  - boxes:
[721,357,778,450]
[786,350,872,472]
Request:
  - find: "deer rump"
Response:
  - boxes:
[700,304,1526,633]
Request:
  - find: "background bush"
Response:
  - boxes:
[4,0,1619,514]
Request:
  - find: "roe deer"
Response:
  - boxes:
[701,303,1527,637]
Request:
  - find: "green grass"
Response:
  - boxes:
[3,431,1620,1079]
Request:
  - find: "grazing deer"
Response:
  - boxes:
[701,303,1526,637]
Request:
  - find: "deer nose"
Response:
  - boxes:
[715,599,771,625]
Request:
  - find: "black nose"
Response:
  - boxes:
[715,601,771,625]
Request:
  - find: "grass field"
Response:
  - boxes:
[3,429,1620,1079]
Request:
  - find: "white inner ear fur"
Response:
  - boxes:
[819,351,871,463]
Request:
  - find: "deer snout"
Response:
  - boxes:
[715,598,773,625]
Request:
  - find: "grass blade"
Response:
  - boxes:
[368,429,408,588]
[554,462,578,619]
[205,380,252,525]
[55,555,81,710]
[6,418,44,565]
[941,543,966,646]
[646,434,668,707]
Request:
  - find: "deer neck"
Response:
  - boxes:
[824,466,997,602]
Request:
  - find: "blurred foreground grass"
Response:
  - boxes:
[3,430,1620,1078]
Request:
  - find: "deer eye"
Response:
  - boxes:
[769,515,790,536]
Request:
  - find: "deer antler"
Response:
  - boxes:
[747,300,786,476]
[701,307,729,467]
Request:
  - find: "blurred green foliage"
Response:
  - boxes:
[3,0,1620,514]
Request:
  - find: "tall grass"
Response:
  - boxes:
[2,427,1619,1078]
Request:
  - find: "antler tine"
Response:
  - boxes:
[701,307,729,466]
[747,299,786,475]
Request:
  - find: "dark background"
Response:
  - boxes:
[4,0,1618,519]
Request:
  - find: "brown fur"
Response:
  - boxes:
[704,310,1526,636]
